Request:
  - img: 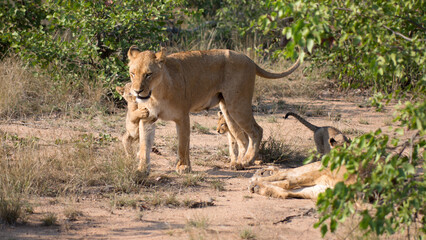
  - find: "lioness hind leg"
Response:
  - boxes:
[219,102,248,169]
[220,98,263,169]
[232,112,263,169]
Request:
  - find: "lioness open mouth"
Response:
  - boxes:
[137,90,152,100]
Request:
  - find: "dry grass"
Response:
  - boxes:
[0,196,22,224]
[41,213,57,226]
[258,135,307,165]
[254,60,331,102]
[63,207,83,221]
[240,228,257,240]
[0,56,108,119]
[0,130,145,199]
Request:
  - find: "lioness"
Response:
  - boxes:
[116,83,154,157]
[249,162,356,200]
[128,46,300,174]
[284,112,350,154]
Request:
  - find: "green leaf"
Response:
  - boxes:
[307,38,314,53]
[320,224,328,237]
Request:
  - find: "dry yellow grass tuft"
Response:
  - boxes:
[0,56,108,119]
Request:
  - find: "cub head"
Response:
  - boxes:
[127,46,166,102]
[116,83,136,103]
[329,134,351,148]
[217,111,229,134]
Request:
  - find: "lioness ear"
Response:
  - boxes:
[155,47,167,64]
[128,45,140,61]
[116,86,125,96]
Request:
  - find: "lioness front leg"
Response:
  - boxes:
[137,120,156,175]
[175,116,191,174]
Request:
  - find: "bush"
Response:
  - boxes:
[255,0,425,93]
[0,0,191,93]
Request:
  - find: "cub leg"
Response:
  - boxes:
[122,131,138,157]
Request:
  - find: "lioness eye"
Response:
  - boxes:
[130,72,135,77]
[146,73,152,78]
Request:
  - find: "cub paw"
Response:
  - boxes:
[138,108,150,118]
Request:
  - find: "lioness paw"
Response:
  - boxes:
[176,164,191,174]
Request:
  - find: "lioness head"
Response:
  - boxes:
[217,111,229,134]
[127,46,166,102]
[116,83,136,103]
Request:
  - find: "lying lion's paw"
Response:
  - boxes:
[249,181,261,193]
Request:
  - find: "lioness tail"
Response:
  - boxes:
[284,112,318,132]
[255,57,300,79]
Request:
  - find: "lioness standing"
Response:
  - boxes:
[128,46,300,174]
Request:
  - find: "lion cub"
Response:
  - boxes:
[116,83,151,157]
[284,112,350,154]
[217,111,239,166]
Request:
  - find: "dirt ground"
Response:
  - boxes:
[0,95,404,240]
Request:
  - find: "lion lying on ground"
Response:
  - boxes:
[127,46,300,174]
[217,111,354,200]
[249,163,355,200]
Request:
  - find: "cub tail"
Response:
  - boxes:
[284,112,319,132]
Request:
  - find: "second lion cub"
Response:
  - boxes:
[284,112,350,154]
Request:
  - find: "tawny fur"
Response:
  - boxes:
[127,46,300,174]
[216,111,246,167]
[216,113,355,200]
[284,112,350,154]
[249,163,356,200]
[116,83,153,157]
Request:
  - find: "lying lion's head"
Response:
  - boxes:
[127,46,166,102]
